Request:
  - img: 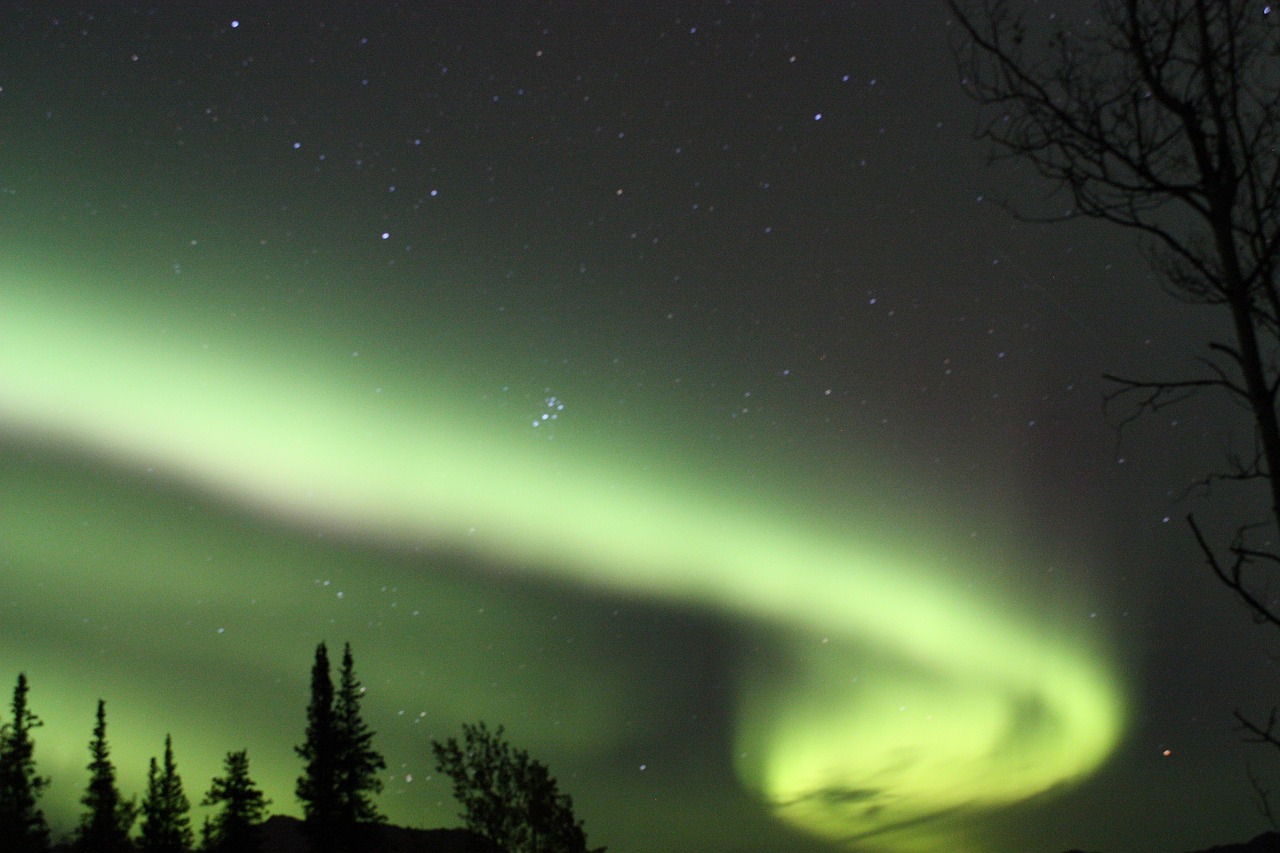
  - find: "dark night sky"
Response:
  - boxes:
[0,3,1276,852]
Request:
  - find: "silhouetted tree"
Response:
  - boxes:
[334,642,386,827]
[296,642,339,848]
[201,750,269,853]
[432,722,604,853]
[75,700,136,853]
[138,735,192,853]
[297,642,385,850]
[0,673,50,852]
[949,0,1280,744]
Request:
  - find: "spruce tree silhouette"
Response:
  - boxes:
[138,734,192,853]
[0,673,50,852]
[74,700,135,853]
[296,643,339,850]
[334,642,386,828]
[201,750,270,853]
[296,642,385,851]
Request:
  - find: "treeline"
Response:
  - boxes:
[0,642,604,853]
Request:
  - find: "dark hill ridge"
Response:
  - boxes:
[260,815,506,853]
[43,819,1277,852]
[1181,833,1280,853]
[257,820,1280,853]
[1059,831,1280,853]
[47,815,506,853]
[1177,829,1280,850]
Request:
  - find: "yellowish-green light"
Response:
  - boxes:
[0,264,1125,851]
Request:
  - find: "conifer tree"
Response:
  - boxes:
[201,750,269,853]
[295,642,339,845]
[75,700,136,853]
[138,734,192,853]
[334,642,386,826]
[0,673,50,852]
[296,642,387,851]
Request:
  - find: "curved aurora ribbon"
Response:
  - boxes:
[0,269,1124,851]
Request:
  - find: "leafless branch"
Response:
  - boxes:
[1246,763,1280,830]
[1189,514,1280,630]
[951,0,1280,794]
[1237,707,1280,753]
[1101,372,1235,430]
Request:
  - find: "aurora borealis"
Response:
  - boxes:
[2,258,1124,850]
[0,3,1275,852]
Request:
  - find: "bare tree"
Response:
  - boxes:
[948,0,1280,742]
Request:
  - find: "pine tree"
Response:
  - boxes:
[138,734,192,853]
[296,642,387,851]
[334,642,385,826]
[0,673,50,852]
[201,750,269,853]
[295,642,339,846]
[75,700,136,853]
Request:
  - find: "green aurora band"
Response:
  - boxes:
[0,262,1125,852]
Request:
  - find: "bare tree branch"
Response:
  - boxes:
[1189,514,1280,630]
[1246,762,1280,830]
[950,0,1280,789]
[1237,707,1280,752]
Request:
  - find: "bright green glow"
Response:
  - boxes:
[0,265,1124,851]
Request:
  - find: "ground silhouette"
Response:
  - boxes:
[259,815,505,853]
[1058,831,1280,853]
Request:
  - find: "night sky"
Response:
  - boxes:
[0,3,1275,852]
